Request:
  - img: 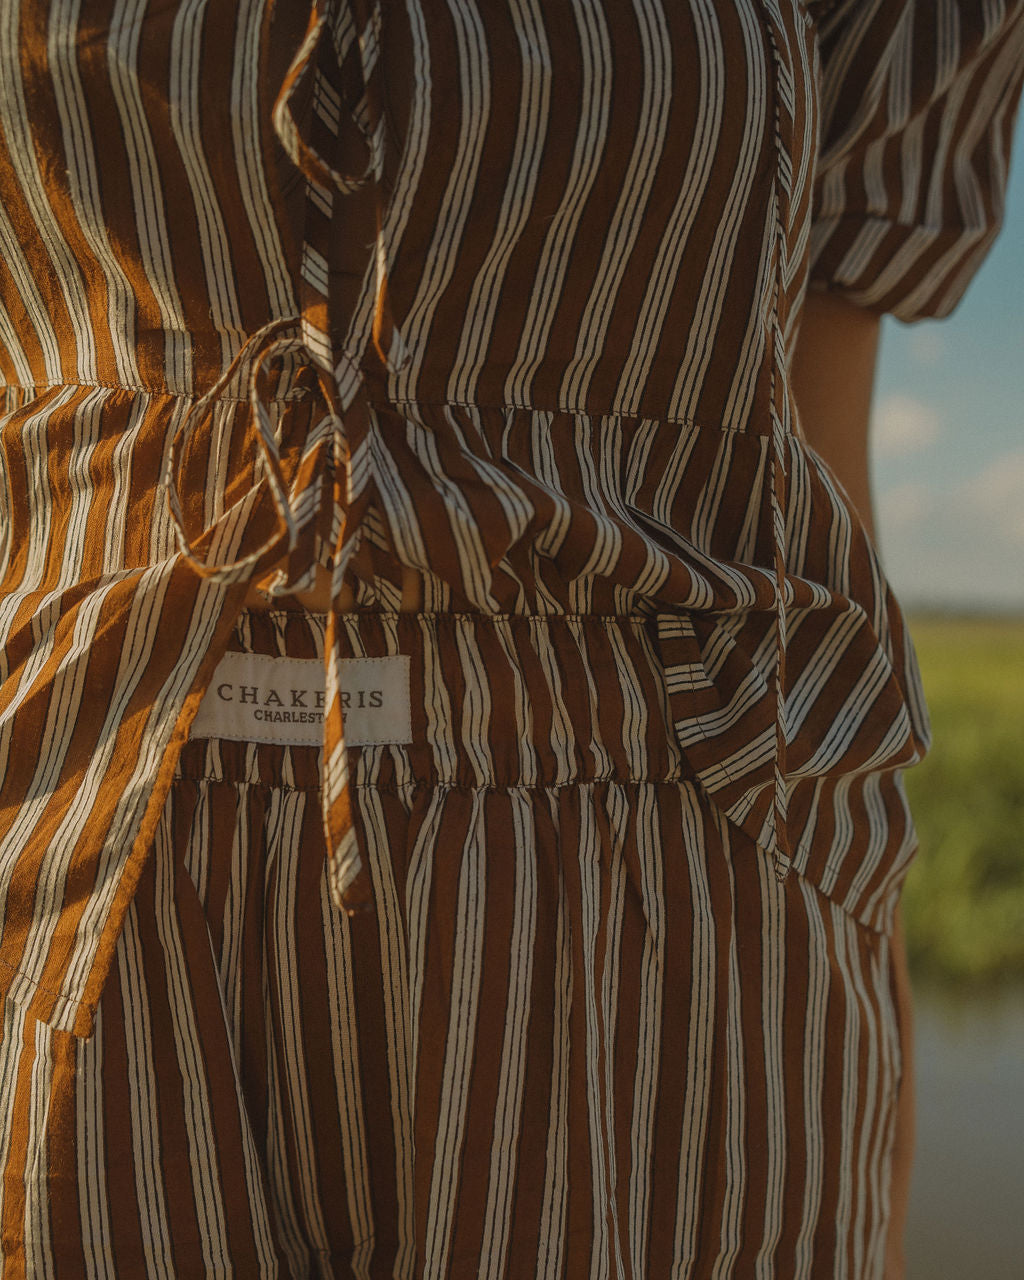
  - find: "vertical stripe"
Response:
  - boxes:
[2,0,1023,1272]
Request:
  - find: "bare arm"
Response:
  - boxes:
[790,288,882,542]
[790,288,914,1280]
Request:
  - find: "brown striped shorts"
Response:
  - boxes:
[0,607,901,1278]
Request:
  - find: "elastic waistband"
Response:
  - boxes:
[176,608,690,793]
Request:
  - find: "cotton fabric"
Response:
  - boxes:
[1,0,1023,1273]
[4,606,906,1277]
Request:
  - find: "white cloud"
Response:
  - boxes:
[962,452,1024,544]
[876,449,1024,609]
[872,394,942,458]
[876,482,934,531]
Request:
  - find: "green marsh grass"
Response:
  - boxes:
[901,615,1024,987]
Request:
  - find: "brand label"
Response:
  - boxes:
[189,651,412,747]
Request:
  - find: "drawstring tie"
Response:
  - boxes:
[168,0,406,917]
[166,313,383,915]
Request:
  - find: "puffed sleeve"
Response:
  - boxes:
[807,0,1024,321]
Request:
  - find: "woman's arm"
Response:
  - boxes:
[790,287,915,1280]
[790,288,882,542]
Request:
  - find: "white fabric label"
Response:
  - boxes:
[189,651,412,747]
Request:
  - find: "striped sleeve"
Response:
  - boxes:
[808,0,1024,321]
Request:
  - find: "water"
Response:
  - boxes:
[905,986,1024,1279]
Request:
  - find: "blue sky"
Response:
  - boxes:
[871,115,1024,614]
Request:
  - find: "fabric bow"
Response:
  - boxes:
[168,0,407,915]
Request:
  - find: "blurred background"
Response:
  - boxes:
[871,114,1024,1279]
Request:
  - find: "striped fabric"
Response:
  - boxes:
[0,0,1021,1267]
[2,607,909,1276]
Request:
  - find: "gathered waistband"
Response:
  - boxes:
[178,608,691,794]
